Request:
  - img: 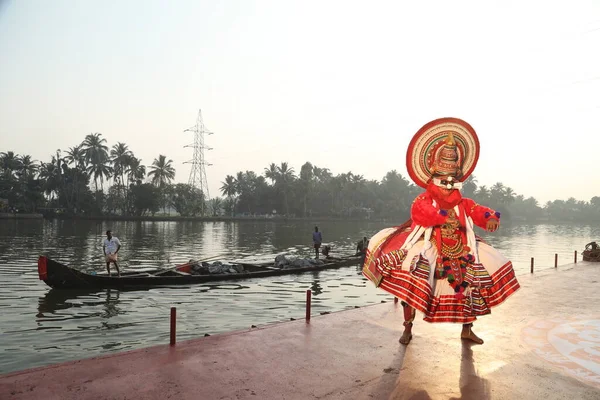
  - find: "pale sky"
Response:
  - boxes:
[1,0,599,204]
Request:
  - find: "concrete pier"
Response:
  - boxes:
[1,262,599,399]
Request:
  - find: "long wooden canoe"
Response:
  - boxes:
[37,255,363,290]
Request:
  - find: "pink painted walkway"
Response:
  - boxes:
[1,262,600,400]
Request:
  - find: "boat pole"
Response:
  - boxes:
[306,290,311,322]
[170,307,176,346]
[555,253,558,268]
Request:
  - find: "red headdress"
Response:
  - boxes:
[406,117,480,189]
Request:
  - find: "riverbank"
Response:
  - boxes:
[0,213,43,219]
[1,261,598,399]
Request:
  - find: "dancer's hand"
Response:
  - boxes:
[486,219,499,232]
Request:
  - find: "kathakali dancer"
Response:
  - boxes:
[362,117,520,345]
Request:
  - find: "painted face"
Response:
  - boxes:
[432,176,462,190]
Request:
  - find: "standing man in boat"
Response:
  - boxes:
[362,118,520,345]
[312,226,322,259]
[356,236,369,256]
[103,230,121,277]
[356,236,369,265]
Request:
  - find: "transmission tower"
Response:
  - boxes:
[184,109,213,212]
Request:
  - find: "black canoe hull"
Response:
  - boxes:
[37,255,363,290]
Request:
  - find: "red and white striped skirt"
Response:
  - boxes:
[363,227,520,324]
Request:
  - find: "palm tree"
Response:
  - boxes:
[82,133,111,191]
[17,155,38,180]
[220,175,237,198]
[264,163,278,184]
[86,162,112,192]
[63,145,88,209]
[348,173,366,211]
[475,185,490,204]
[148,155,176,187]
[38,162,59,200]
[128,157,146,184]
[313,166,332,183]
[490,182,506,206]
[220,175,237,216]
[299,162,314,217]
[0,151,21,179]
[110,142,133,188]
[209,197,223,216]
[462,175,478,198]
[276,162,295,215]
[504,187,516,205]
[148,155,176,214]
[64,145,87,170]
[47,150,70,208]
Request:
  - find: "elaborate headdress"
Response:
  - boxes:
[406,117,480,189]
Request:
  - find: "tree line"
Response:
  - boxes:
[2,135,600,222]
[219,166,600,222]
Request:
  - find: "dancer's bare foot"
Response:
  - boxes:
[461,326,484,344]
[399,324,413,345]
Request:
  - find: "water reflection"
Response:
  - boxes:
[102,289,121,319]
[37,289,85,317]
[310,271,323,296]
[37,289,122,320]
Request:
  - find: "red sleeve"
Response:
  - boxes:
[462,198,500,229]
[411,194,447,227]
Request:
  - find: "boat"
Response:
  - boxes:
[37,254,363,290]
[582,241,600,262]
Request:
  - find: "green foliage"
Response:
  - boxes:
[130,183,161,216]
[219,165,600,222]
[208,197,223,216]
[170,183,205,217]
[3,139,600,222]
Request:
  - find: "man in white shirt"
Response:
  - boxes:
[102,230,121,277]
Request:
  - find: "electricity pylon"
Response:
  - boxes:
[184,109,213,214]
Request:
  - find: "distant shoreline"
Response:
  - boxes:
[42,215,394,223]
[0,213,566,224]
[0,213,44,219]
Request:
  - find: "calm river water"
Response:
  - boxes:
[0,219,598,374]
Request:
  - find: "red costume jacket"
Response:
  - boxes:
[363,182,500,286]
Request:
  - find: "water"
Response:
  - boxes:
[0,219,598,374]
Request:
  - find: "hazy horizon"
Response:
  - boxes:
[1,0,599,205]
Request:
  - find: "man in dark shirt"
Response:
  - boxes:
[312,226,322,259]
[356,236,369,255]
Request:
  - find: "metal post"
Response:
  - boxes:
[306,290,311,322]
[574,250,577,264]
[530,257,534,273]
[555,253,558,268]
[170,307,176,346]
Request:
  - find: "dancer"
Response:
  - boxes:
[363,118,520,345]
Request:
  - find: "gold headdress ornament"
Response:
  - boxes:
[431,132,462,179]
[446,132,455,145]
